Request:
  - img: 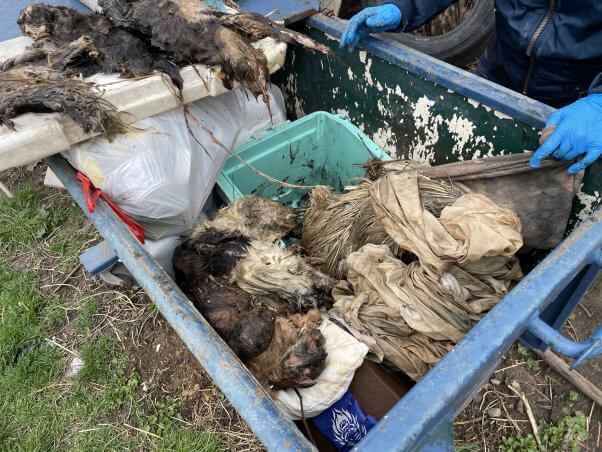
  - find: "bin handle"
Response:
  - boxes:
[526,315,602,370]
[526,249,602,370]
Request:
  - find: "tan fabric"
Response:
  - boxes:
[370,172,523,277]
[374,153,583,249]
[332,173,523,380]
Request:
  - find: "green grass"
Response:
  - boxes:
[0,186,223,451]
[455,443,480,452]
[0,265,46,368]
[73,298,103,334]
[0,186,64,250]
[78,336,123,385]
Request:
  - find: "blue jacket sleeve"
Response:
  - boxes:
[589,73,602,95]
[384,0,458,32]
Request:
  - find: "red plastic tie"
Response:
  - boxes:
[76,172,145,244]
[76,172,101,213]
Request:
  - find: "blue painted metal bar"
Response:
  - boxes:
[46,155,314,452]
[520,264,599,350]
[412,416,454,452]
[306,15,555,128]
[523,249,602,369]
[79,240,119,276]
[546,264,601,331]
[354,208,602,451]
[527,316,602,370]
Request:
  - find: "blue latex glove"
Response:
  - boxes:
[340,4,403,50]
[530,94,602,175]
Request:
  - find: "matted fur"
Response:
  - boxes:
[190,196,299,244]
[233,240,335,311]
[173,245,275,361]
[247,309,326,389]
[0,66,126,138]
[17,4,181,85]
[98,0,330,98]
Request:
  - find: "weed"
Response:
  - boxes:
[144,397,183,433]
[500,434,539,451]
[499,411,588,451]
[517,344,540,371]
[539,411,587,451]
[108,371,140,409]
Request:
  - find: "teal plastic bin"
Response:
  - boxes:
[217,112,390,204]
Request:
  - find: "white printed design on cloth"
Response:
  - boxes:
[331,408,366,447]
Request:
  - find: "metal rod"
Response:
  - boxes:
[527,315,600,358]
[46,155,314,452]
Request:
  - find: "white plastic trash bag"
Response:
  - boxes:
[64,84,286,239]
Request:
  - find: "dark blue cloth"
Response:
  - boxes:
[312,392,377,452]
[385,0,602,104]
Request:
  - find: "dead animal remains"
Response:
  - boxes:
[4,3,329,137]
[17,4,181,85]
[98,0,330,99]
[173,244,278,362]
[247,309,326,389]
[188,197,335,310]
[0,67,126,138]
[173,196,330,389]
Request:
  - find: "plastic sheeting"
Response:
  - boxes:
[65,84,286,239]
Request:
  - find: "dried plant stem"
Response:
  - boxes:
[507,380,541,447]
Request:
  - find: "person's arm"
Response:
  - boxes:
[386,0,459,32]
[530,75,602,174]
[340,1,457,49]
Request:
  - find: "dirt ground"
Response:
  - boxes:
[1,164,599,451]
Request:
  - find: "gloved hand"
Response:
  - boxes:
[340,4,403,50]
[530,94,602,175]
